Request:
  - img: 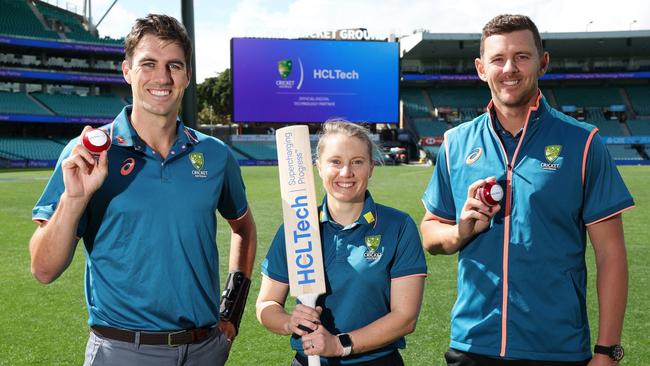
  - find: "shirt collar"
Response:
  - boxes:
[104,105,200,150]
[319,191,378,229]
[487,90,549,136]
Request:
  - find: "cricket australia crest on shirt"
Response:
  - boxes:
[363,235,382,261]
[541,145,562,171]
[189,152,208,178]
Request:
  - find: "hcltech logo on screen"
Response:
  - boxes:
[276,58,304,90]
[313,69,359,80]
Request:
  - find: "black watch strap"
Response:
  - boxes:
[594,344,624,362]
[337,333,353,357]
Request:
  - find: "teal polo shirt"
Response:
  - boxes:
[422,94,634,361]
[262,192,427,365]
[32,106,249,331]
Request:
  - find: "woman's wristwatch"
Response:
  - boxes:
[337,333,353,357]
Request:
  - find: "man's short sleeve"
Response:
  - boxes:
[261,226,289,284]
[32,139,88,236]
[390,215,427,279]
[422,142,456,221]
[582,134,634,225]
[217,147,249,220]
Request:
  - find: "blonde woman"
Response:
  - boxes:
[257,120,426,365]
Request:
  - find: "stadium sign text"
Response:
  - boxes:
[313,69,359,80]
[307,28,373,40]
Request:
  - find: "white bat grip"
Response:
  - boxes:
[308,355,320,366]
[297,293,321,366]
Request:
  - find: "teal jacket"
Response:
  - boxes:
[423,94,634,361]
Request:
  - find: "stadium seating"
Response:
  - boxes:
[35,2,123,45]
[0,137,65,161]
[31,93,126,117]
[459,107,481,121]
[231,141,278,160]
[625,85,650,115]
[592,120,625,136]
[37,3,96,43]
[585,107,606,122]
[552,86,623,108]
[428,86,490,108]
[0,0,60,39]
[626,119,650,136]
[230,148,249,161]
[0,91,51,115]
[594,120,625,136]
[412,118,449,137]
[402,88,431,118]
[606,145,642,160]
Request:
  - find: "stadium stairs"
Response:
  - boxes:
[0,0,60,40]
[26,93,56,115]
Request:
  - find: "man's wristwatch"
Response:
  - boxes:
[594,344,624,362]
[337,333,353,357]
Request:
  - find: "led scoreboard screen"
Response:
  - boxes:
[231,38,399,123]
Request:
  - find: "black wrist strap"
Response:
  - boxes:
[594,344,624,362]
[219,271,251,335]
[594,345,610,355]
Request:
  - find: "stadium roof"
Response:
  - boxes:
[400,30,650,60]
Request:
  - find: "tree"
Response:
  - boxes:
[197,68,232,124]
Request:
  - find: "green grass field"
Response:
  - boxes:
[1,166,648,365]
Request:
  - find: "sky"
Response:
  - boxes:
[52,0,650,83]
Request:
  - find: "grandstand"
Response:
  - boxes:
[0,90,50,115]
[0,136,65,161]
[231,140,278,161]
[31,92,127,117]
[401,30,650,164]
[625,85,650,115]
[0,0,59,40]
[2,4,650,168]
[1,0,128,168]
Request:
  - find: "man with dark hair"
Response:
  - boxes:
[421,14,633,366]
[29,14,256,365]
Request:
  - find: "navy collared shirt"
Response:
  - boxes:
[491,112,522,163]
[262,192,426,364]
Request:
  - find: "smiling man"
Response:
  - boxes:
[29,14,257,366]
[420,14,634,366]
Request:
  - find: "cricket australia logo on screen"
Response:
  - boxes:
[541,145,562,171]
[276,58,304,90]
[363,235,382,261]
[190,152,208,178]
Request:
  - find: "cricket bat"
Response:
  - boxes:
[276,125,326,366]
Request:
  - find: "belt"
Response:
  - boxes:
[90,325,216,347]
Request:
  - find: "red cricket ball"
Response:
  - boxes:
[476,181,503,207]
[82,128,111,154]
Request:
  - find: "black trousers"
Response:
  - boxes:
[445,348,590,366]
[293,350,404,366]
